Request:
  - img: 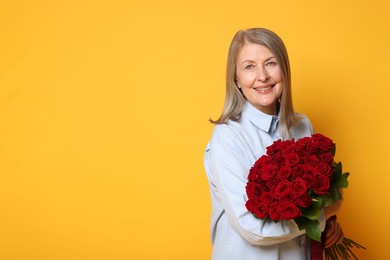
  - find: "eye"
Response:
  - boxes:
[266,61,277,67]
[245,64,254,70]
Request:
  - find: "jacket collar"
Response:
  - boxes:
[242,102,279,134]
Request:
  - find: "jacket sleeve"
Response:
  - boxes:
[205,127,325,246]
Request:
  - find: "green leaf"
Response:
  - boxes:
[318,194,334,207]
[338,178,349,188]
[312,197,323,209]
[334,162,342,179]
[330,184,341,201]
[331,143,336,156]
[305,220,322,242]
[302,207,321,221]
[342,172,350,179]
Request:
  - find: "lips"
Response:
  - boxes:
[254,84,275,92]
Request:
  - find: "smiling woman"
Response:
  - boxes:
[210,28,299,140]
[204,28,344,260]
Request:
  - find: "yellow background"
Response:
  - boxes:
[0,0,388,259]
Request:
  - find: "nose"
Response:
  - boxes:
[257,67,269,81]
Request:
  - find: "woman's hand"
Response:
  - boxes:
[324,218,344,248]
[324,189,344,219]
[323,199,342,219]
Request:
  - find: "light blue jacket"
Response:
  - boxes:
[204,102,325,260]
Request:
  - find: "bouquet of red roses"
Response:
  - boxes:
[245,134,365,259]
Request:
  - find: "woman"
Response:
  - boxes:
[204,28,343,259]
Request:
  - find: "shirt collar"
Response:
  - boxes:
[242,102,280,134]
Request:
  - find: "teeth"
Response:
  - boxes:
[254,86,272,91]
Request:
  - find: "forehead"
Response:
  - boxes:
[236,42,274,62]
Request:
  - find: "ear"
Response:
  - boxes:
[235,80,241,89]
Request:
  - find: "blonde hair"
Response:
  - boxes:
[210,28,301,139]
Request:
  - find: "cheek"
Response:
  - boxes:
[237,73,256,88]
[273,71,283,94]
[276,83,283,94]
[271,69,283,83]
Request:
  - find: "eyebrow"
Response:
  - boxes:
[240,56,276,64]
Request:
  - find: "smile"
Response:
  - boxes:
[254,84,275,92]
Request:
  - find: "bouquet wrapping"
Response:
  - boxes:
[245,134,365,259]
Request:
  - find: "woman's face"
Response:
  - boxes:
[235,42,283,115]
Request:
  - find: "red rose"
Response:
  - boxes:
[315,162,333,176]
[295,146,310,158]
[245,199,256,212]
[279,188,297,203]
[294,138,308,153]
[285,152,300,167]
[319,153,334,164]
[283,139,295,147]
[266,177,280,192]
[312,134,334,152]
[247,167,261,182]
[320,139,334,152]
[261,164,279,181]
[297,136,311,144]
[260,191,274,205]
[275,180,292,198]
[292,177,307,196]
[292,164,306,179]
[246,182,266,200]
[304,155,319,166]
[272,151,285,167]
[303,165,317,188]
[281,141,295,155]
[281,203,302,220]
[269,202,282,220]
[313,174,330,195]
[306,140,320,153]
[297,150,309,161]
[312,133,326,141]
[297,193,313,208]
[266,140,284,155]
[253,155,270,169]
[277,166,292,180]
[252,201,269,219]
